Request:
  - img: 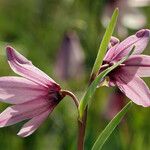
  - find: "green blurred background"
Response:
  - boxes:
[0,0,150,150]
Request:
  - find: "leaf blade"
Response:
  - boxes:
[91,8,119,77]
[92,101,132,150]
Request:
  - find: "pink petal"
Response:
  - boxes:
[0,76,48,104]
[105,29,150,62]
[0,98,52,127]
[104,36,120,62]
[104,43,120,62]
[124,55,150,77]
[6,46,60,89]
[115,75,150,107]
[17,110,51,137]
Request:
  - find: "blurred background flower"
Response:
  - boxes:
[103,88,125,120]
[55,31,85,80]
[102,0,150,37]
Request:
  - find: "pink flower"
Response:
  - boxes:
[100,29,150,107]
[0,46,64,137]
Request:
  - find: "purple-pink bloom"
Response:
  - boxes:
[100,29,150,107]
[0,46,63,137]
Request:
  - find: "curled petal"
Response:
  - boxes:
[17,110,51,137]
[108,36,120,49]
[0,98,52,127]
[115,75,150,107]
[6,46,60,89]
[0,77,48,104]
[105,29,150,61]
[125,55,150,77]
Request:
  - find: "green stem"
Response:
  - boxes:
[77,107,87,150]
[77,71,95,150]
[60,90,79,108]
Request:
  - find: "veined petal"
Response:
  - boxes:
[6,46,60,89]
[115,75,150,107]
[104,36,120,62]
[0,98,52,127]
[104,43,120,62]
[0,76,48,104]
[124,55,150,77]
[17,110,51,137]
[106,29,150,61]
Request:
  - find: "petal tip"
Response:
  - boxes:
[6,46,15,61]
[17,132,27,138]
[136,29,150,38]
[6,45,14,54]
[17,127,31,138]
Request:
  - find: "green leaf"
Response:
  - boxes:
[91,8,119,77]
[91,101,132,150]
[78,47,134,119]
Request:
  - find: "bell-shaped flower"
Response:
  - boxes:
[55,31,85,80]
[0,46,64,137]
[100,29,150,107]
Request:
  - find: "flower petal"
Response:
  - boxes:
[104,36,120,62]
[104,43,120,62]
[6,46,60,89]
[115,75,150,107]
[0,76,48,104]
[105,29,150,61]
[0,98,52,127]
[17,110,51,137]
[124,55,150,77]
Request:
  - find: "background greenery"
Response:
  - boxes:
[0,0,149,150]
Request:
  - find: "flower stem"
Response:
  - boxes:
[77,75,95,150]
[60,90,79,108]
[77,107,87,150]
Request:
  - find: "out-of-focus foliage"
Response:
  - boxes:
[0,0,149,150]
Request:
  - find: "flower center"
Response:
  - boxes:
[48,90,64,104]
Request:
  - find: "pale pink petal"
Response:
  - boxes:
[105,29,150,61]
[17,110,51,137]
[0,98,52,127]
[124,55,150,77]
[0,76,48,104]
[104,43,120,62]
[6,46,60,89]
[103,37,120,62]
[115,75,150,107]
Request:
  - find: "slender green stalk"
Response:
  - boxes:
[77,107,87,150]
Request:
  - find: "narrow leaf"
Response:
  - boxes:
[79,47,134,118]
[91,8,119,77]
[92,101,132,150]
